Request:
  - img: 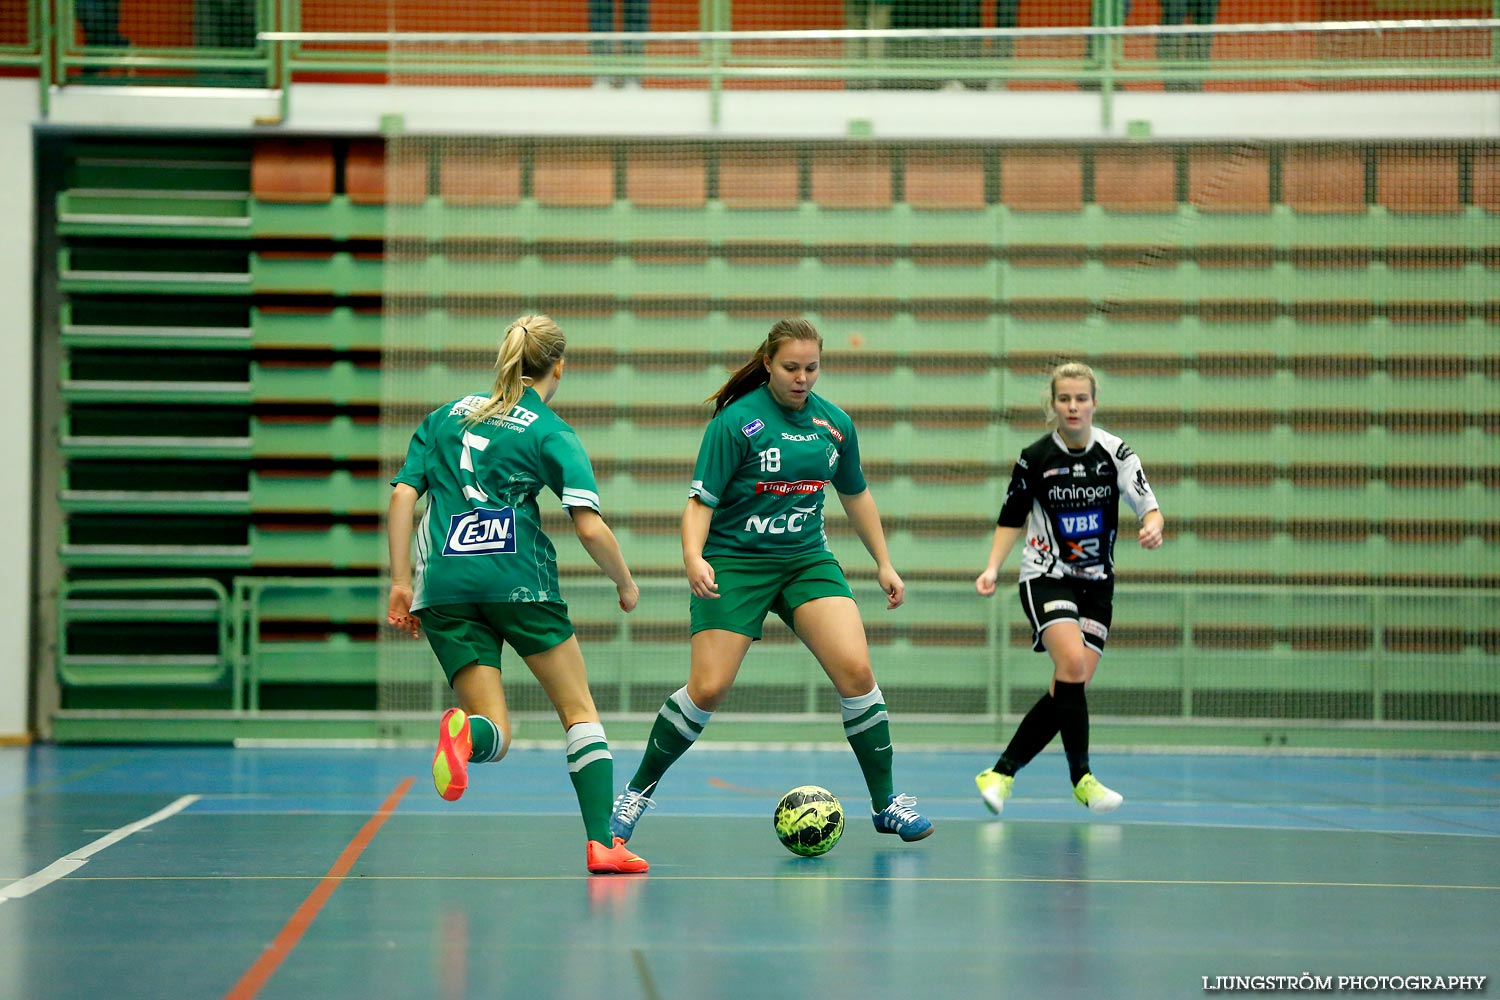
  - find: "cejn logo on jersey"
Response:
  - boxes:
[443,507,518,556]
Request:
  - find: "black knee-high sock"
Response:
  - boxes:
[1052,680,1091,785]
[994,692,1059,776]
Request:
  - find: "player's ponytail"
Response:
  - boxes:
[709,318,823,415]
[1043,361,1098,426]
[465,314,566,426]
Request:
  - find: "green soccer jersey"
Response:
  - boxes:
[689,385,867,559]
[391,388,600,611]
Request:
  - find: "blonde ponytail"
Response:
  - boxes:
[465,314,566,426]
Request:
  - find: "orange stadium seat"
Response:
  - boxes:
[904,148,987,210]
[1000,148,1083,211]
[1377,147,1461,215]
[625,146,708,208]
[810,149,893,209]
[1188,147,1271,212]
[1282,146,1366,213]
[1094,148,1178,212]
[251,139,335,204]
[533,147,615,207]
[345,140,428,206]
[439,145,522,206]
[718,145,801,209]
[1474,148,1500,212]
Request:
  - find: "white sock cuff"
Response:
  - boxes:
[671,686,714,726]
[565,721,610,773]
[565,720,608,752]
[840,685,884,716]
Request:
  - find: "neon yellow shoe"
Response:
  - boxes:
[975,769,1013,815]
[1073,773,1123,814]
[433,708,472,802]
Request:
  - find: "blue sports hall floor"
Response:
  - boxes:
[1,742,1496,1000]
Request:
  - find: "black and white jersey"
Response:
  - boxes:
[997,426,1160,583]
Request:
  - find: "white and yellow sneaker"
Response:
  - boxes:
[1073,773,1123,814]
[975,769,1013,815]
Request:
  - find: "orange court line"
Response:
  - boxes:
[224,776,415,1000]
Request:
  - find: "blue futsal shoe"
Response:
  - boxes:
[871,793,935,841]
[608,786,656,843]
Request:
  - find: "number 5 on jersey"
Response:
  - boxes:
[461,431,491,502]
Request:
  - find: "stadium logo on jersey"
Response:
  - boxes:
[1043,466,1071,478]
[781,432,820,442]
[756,480,826,495]
[443,506,517,556]
[742,419,765,438]
[1058,509,1103,538]
[743,506,817,535]
[810,418,844,442]
[1048,483,1110,503]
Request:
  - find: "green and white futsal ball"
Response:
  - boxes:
[773,785,845,857]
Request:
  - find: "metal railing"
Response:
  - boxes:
[54,576,1500,730]
[4,1,1498,119]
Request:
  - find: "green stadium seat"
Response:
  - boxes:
[250,470,382,516]
[250,524,381,570]
[251,251,382,295]
[253,305,382,350]
[251,415,380,462]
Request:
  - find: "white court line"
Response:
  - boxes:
[0,795,200,904]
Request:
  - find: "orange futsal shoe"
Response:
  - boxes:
[432,708,472,802]
[586,837,649,875]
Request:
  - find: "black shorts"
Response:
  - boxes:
[1017,576,1114,654]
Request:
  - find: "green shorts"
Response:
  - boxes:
[415,601,575,684]
[690,550,855,639]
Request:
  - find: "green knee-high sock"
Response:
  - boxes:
[468,714,502,763]
[566,721,614,845]
[628,686,713,794]
[842,686,894,809]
